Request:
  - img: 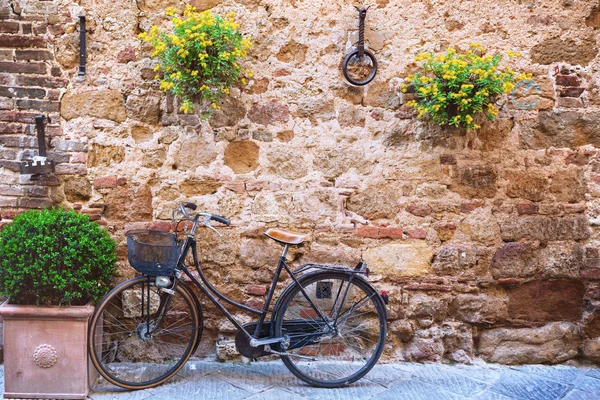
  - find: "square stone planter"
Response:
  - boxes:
[0,303,95,399]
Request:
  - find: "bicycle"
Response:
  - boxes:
[88,202,389,390]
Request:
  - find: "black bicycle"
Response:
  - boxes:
[88,202,388,389]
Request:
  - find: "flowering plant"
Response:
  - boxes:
[139,5,252,115]
[403,44,530,130]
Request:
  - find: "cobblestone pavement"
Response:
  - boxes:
[2,361,600,399]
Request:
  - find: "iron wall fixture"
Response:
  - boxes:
[342,6,377,86]
[78,15,86,76]
[19,115,55,176]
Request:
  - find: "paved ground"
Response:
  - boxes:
[2,360,600,399]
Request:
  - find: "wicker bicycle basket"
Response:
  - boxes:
[126,229,181,276]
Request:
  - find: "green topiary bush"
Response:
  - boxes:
[0,208,117,306]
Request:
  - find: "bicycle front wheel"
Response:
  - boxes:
[89,276,201,389]
[274,271,387,387]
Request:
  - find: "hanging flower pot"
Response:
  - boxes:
[139,5,253,117]
[403,44,530,130]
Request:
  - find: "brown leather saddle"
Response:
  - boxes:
[264,228,307,245]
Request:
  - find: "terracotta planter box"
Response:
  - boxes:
[0,304,95,399]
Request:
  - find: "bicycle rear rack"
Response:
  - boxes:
[293,261,369,276]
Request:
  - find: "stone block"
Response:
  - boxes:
[247,102,289,126]
[125,93,161,125]
[406,294,449,321]
[364,242,433,278]
[432,245,477,276]
[223,141,259,174]
[347,184,401,220]
[451,294,508,324]
[478,322,580,364]
[490,242,538,279]
[452,165,497,198]
[499,215,590,242]
[505,170,548,202]
[508,280,584,322]
[61,89,126,122]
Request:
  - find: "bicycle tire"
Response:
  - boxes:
[89,276,201,390]
[273,271,386,388]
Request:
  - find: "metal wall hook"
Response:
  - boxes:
[78,15,86,76]
[342,5,377,86]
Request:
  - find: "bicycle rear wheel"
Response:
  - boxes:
[273,271,386,388]
[89,276,201,389]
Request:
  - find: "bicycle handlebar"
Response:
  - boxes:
[176,202,231,226]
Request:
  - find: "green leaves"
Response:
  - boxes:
[0,208,117,306]
[405,45,523,130]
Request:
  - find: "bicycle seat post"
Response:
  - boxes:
[280,244,290,260]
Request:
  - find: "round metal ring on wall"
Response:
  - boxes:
[342,49,378,86]
[33,344,58,368]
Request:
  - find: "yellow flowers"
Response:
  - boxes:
[137,6,252,117]
[506,50,521,57]
[405,44,522,130]
[159,80,174,91]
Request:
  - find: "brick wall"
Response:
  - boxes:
[0,1,82,227]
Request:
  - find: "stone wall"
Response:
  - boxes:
[1,0,600,364]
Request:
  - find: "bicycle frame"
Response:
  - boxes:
[169,233,336,343]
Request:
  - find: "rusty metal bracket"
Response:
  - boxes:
[342,6,378,86]
[78,15,86,76]
[19,115,55,176]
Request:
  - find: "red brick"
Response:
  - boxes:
[378,227,404,239]
[0,61,46,74]
[73,203,82,210]
[21,23,32,34]
[405,228,427,239]
[0,22,19,33]
[18,197,53,209]
[33,23,47,35]
[460,201,484,213]
[117,177,127,186]
[406,203,432,217]
[557,97,584,108]
[16,99,59,112]
[247,298,265,310]
[356,225,379,238]
[0,86,45,99]
[70,152,86,163]
[55,164,87,175]
[0,110,38,123]
[563,203,586,214]
[516,203,538,215]
[14,75,68,88]
[555,75,581,86]
[47,88,60,100]
[149,221,172,231]
[246,285,267,296]
[508,280,584,322]
[403,283,452,292]
[94,176,117,189]
[560,87,585,98]
[0,123,24,134]
[0,35,46,49]
[0,209,24,219]
[582,269,600,280]
[47,24,64,36]
[440,154,457,165]
[15,49,53,61]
